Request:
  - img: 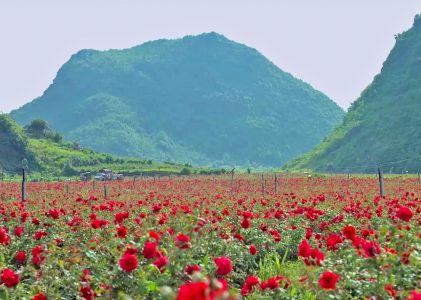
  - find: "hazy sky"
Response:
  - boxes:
[0,1,420,113]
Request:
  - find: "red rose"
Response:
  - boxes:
[241,275,259,295]
[326,234,342,251]
[342,225,356,240]
[13,226,24,237]
[80,285,95,300]
[240,218,250,229]
[1,268,19,288]
[124,247,138,255]
[0,229,9,245]
[175,234,190,249]
[184,264,200,275]
[396,207,414,222]
[249,245,257,255]
[176,281,208,300]
[153,256,168,271]
[15,251,26,263]
[119,253,138,272]
[406,290,421,300]
[32,293,47,300]
[48,209,60,219]
[214,256,232,276]
[116,226,127,238]
[297,239,311,257]
[318,271,339,290]
[142,241,157,259]
[361,240,381,258]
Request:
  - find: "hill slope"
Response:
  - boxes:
[11,32,344,167]
[284,15,421,173]
[0,114,38,173]
[0,115,212,177]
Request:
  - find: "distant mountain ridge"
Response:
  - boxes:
[284,15,421,173]
[11,32,344,167]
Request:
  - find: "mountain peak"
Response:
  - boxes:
[11,34,343,167]
[285,15,421,173]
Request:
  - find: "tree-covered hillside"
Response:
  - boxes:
[11,32,344,167]
[284,15,421,173]
[0,114,38,173]
[1,115,213,177]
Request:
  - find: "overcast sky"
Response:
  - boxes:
[0,1,420,113]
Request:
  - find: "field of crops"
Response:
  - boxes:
[0,174,420,299]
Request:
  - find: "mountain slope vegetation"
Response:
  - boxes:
[0,115,211,177]
[0,114,38,173]
[11,32,344,167]
[284,15,421,173]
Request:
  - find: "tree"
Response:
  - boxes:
[25,119,49,138]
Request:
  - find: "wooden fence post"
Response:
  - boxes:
[21,168,26,203]
[378,168,384,198]
[230,168,235,197]
[104,184,108,200]
[274,173,277,193]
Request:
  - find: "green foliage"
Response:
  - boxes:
[25,119,63,143]
[0,113,38,172]
[285,16,421,173]
[1,115,213,177]
[11,32,344,168]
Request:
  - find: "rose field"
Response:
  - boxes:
[0,174,420,299]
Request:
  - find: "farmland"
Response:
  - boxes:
[0,174,420,299]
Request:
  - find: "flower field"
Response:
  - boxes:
[0,174,420,299]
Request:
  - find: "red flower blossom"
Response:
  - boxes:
[361,240,381,258]
[0,229,9,245]
[240,218,250,229]
[48,209,60,219]
[0,268,19,288]
[33,230,47,240]
[175,234,190,249]
[153,256,168,272]
[13,226,23,237]
[298,239,311,257]
[396,207,414,222]
[342,225,356,240]
[214,256,232,276]
[15,251,26,263]
[318,271,339,290]
[176,279,227,300]
[184,264,200,275]
[80,285,95,300]
[116,226,127,238]
[31,245,44,266]
[241,275,259,296]
[384,284,396,298]
[176,281,208,300]
[124,247,138,255]
[406,290,421,300]
[142,241,158,259]
[114,212,129,224]
[249,245,257,255]
[118,253,138,272]
[326,234,342,251]
[32,293,47,300]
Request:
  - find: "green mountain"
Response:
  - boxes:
[284,15,421,173]
[0,115,213,177]
[11,32,344,167]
